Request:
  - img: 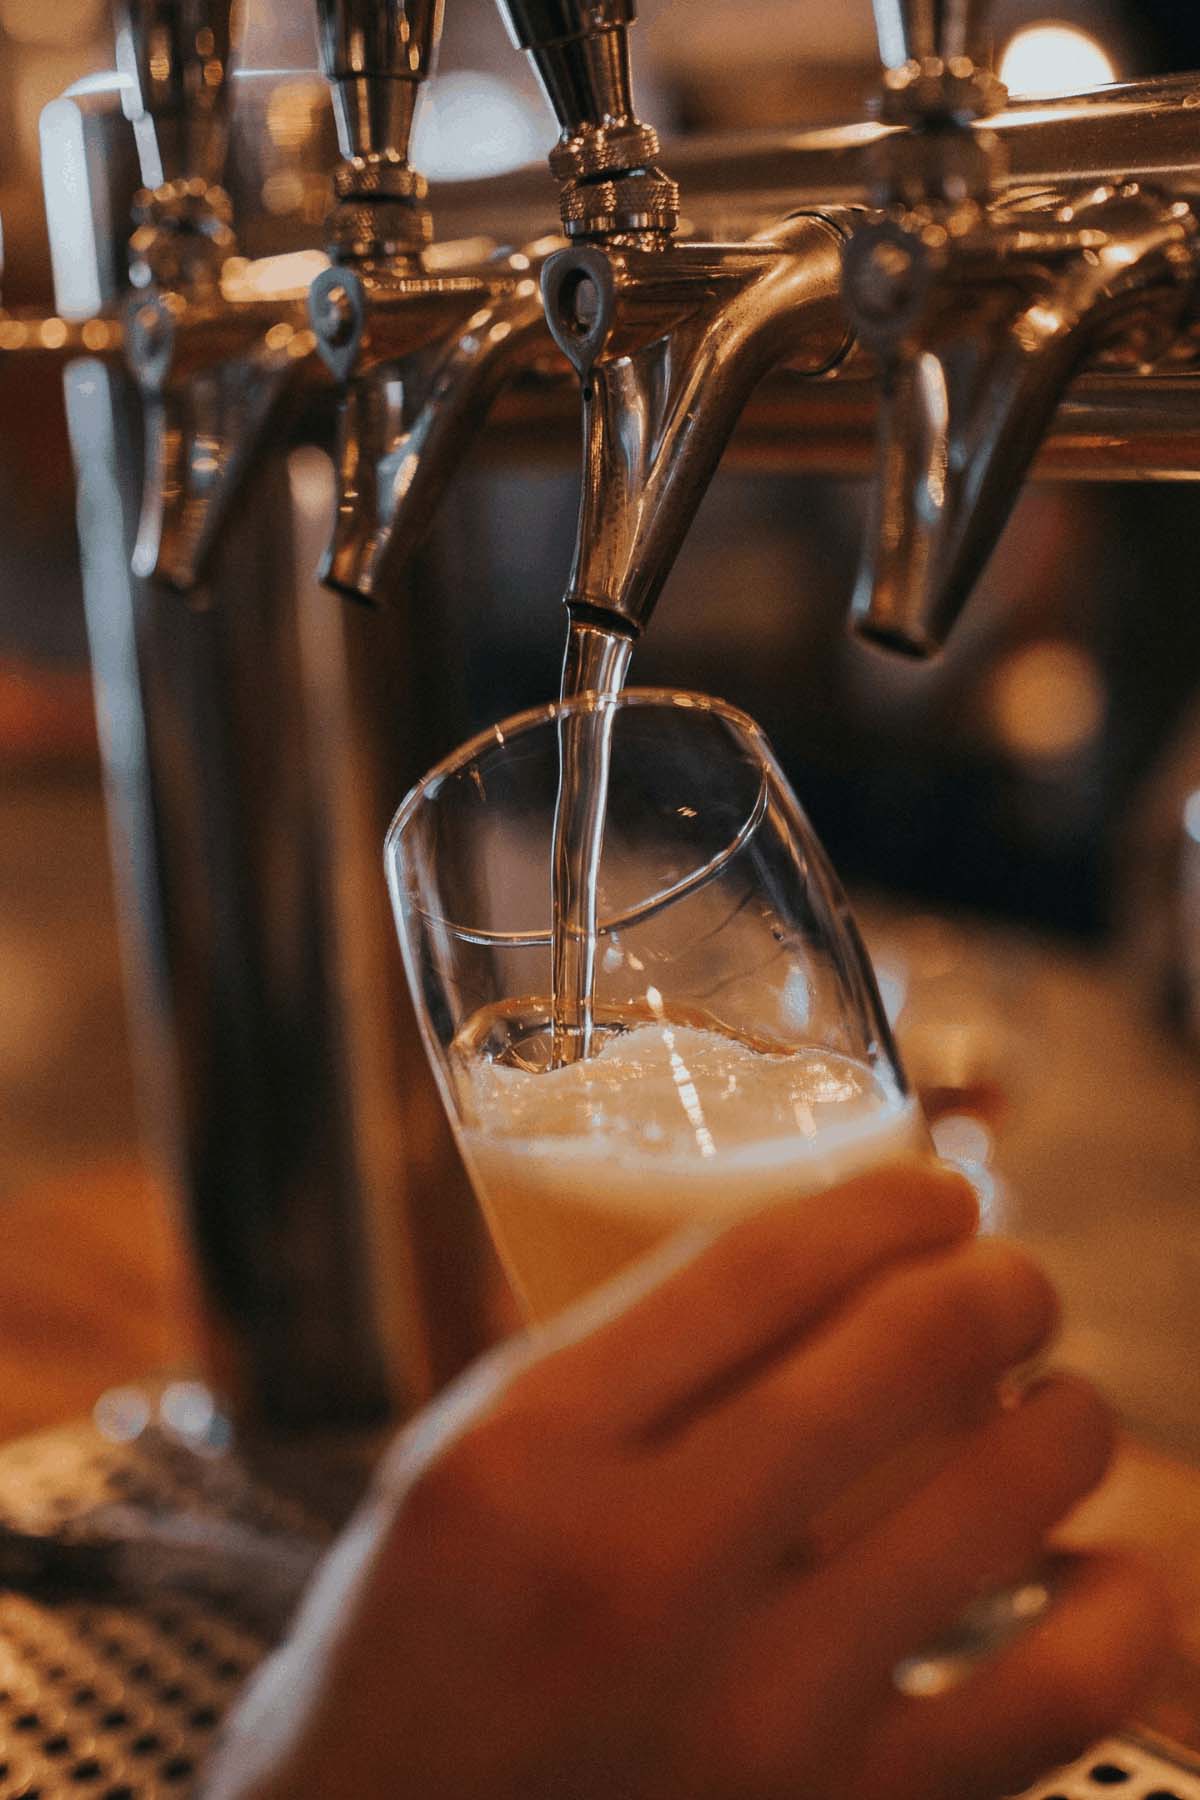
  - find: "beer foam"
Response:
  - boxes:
[459,1024,921,1222]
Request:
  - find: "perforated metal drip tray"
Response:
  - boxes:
[0,1409,326,1799]
[0,1416,1198,1799]
[1020,1738,1200,1798]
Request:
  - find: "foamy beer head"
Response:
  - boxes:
[456,1015,923,1322]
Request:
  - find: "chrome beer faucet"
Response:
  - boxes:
[497,0,853,642]
[117,0,321,591]
[307,0,560,607]
[842,0,1200,656]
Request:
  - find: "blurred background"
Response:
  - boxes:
[3,0,1200,1449]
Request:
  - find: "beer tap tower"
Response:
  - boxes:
[37,0,1200,1456]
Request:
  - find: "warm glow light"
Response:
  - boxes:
[999,23,1117,98]
[220,249,330,303]
[986,639,1106,763]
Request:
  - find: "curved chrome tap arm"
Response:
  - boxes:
[115,0,321,593]
[317,243,557,603]
[848,190,1197,654]
[541,215,850,635]
[125,284,321,586]
[844,0,1200,655]
[309,1,568,606]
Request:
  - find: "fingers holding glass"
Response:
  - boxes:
[518,1157,978,1442]
[657,1235,1059,1561]
[844,1551,1172,1800]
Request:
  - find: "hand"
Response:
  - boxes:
[202,1159,1168,1800]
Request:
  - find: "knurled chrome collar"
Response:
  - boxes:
[549,120,664,183]
[326,195,434,261]
[560,169,680,238]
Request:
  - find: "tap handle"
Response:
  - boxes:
[314,0,442,258]
[316,0,441,166]
[495,0,677,239]
[497,0,635,134]
[872,0,992,68]
[870,0,1003,123]
[114,0,237,189]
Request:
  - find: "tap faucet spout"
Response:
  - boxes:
[126,282,320,588]
[317,243,557,604]
[846,188,1196,654]
[845,0,1199,655]
[116,1,323,592]
[542,214,851,636]
[310,2,567,606]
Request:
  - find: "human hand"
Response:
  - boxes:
[202,1158,1168,1800]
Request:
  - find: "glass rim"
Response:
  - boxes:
[384,688,779,950]
[385,687,773,854]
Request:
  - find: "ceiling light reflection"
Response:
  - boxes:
[411,71,545,182]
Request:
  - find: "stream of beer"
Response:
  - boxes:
[549,616,634,1067]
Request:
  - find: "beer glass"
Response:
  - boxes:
[385,688,919,1324]
[385,687,1052,1691]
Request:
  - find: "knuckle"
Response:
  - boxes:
[870,1241,1058,1386]
[406,1416,681,1658]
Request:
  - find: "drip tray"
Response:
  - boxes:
[1021,1737,1200,1798]
[0,1418,1197,1798]
[0,1414,324,1798]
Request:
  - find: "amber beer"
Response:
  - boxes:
[453,1004,924,1323]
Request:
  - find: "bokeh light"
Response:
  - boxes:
[999,23,1117,98]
